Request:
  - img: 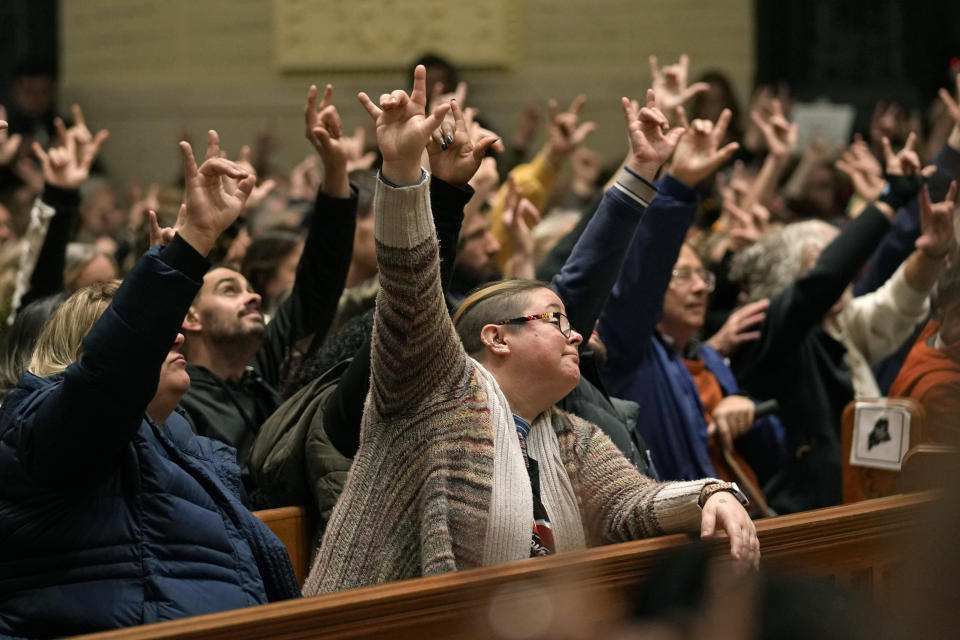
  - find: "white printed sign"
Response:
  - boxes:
[791,102,856,158]
[849,402,911,471]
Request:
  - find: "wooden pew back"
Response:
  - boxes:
[902,443,959,493]
[842,397,926,502]
[77,493,933,640]
[253,506,314,586]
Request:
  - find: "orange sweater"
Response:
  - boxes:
[889,320,960,443]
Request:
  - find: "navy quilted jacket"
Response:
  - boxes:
[0,238,298,638]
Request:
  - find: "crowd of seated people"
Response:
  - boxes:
[0,47,958,636]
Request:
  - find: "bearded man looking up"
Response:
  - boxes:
[180,88,358,499]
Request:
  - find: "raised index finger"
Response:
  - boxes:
[179,140,199,181]
[148,209,162,241]
[946,179,958,206]
[621,97,637,127]
[881,136,895,164]
[357,92,382,120]
[903,131,917,152]
[714,108,733,142]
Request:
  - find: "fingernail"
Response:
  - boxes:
[446,135,454,144]
[440,141,447,150]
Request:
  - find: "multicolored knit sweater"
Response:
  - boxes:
[302,175,714,595]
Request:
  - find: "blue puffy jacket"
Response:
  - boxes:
[0,237,298,638]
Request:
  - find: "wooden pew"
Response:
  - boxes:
[901,443,959,493]
[842,397,927,502]
[75,492,933,640]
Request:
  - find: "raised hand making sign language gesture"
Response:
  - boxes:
[357,65,451,186]
[305,83,372,197]
[669,106,740,187]
[177,130,254,256]
[649,54,710,116]
[32,105,109,190]
[426,99,501,187]
[622,89,686,181]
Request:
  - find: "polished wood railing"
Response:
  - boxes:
[74,492,934,639]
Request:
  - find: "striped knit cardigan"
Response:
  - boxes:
[303,174,715,595]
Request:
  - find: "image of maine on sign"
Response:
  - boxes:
[850,402,911,471]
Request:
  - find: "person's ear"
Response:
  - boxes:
[182,306,202,333]
[479,324,511,356]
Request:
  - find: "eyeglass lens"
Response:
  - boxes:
[556,313,571,337]
[674,268,715,289]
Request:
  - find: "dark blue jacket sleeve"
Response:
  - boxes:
[550,174,656,338]
[15,235,208,485]
[855,144,960,295]
[597,175,698,375]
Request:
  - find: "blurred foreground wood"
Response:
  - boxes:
[74,492,934,639]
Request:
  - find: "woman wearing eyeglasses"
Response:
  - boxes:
[599,222,789,490]
[303,68,758,596]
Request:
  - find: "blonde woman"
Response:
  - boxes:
[0,133,298,637]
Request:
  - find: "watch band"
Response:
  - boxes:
[699,481,750,508]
